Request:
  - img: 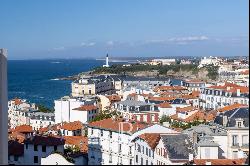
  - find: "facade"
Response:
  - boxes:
[71,105,99,123]
[28,112,55,130]
[214,107,249,159]
[54,96,96,124]
[198,56,222,68]
[181,79,205,92]
[114,100,159,123]
[71,75,121,97]
[199,82,249,110]
[23,135,65,165]
[87,118,178,165]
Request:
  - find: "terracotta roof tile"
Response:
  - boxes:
[61,121,84,131]
[171,111,215,123]
[106,95,121,102]
[64,136,88,153]
[155,86,187,91]
[157,102,172,108]
[176,106,196,112]
[88,118,150,134]
[73,105,97,111]
[138,133,161,150]
[13,125,33,133]
[193,158,247,165]
[148,96,176,101]
[218,103,248,112]
[8,132,26,143]
[13,98,23,105]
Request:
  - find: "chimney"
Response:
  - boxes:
[236,89,241,96]
[222,115,228,127]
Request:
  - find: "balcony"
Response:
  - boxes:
[231,143,240,149]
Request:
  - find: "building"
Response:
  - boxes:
[71,75,121,97]
[0,48,8,164]
[199,82,249,110]
[23,135,65,165]
[54,96,96,124]
[198,56,222,68]
[181,79,206,92]
[28,112,55,130]
[133,133,193,165]
[87,118,178,165]
[151,59,176,65]
[71,105,99,123]
[214,107,249,159]
[114,100,159,123]
[60,121,85,136]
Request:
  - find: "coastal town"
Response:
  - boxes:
[7,55,249,165]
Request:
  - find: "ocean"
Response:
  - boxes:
[8,59,181,108]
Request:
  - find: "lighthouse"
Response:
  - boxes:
[103,54,110,67]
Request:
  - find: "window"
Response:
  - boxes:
[91,129,93,135]
[130,159,133,165]
[118,144,122,153]
[42,145,46,152]
[149,149,151,157]
[138,144,141,152]
[242,135,249,146]
[26,144,28,149]
[146,147,148,156]
[14,155,18,161]
[232,135,238,146]
[129,146,132,155]
[34,156,38,163]
[109,154,112,163]
[109,131,112,138]
[89,90,91,94]
[54,145,57,151]
[100,130,103,136]
[34,145,38,151]
[135,155,138,163]
[146,160,148,165]
[142,146,144,154]
[205,148,210,159]
[141,158,143,165]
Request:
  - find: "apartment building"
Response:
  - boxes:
[181,79,206,92]
[87,118,178,165]
[114,100,159,123]
[28,112,55,130]
[199,82,249,110]
[71,75,121,97]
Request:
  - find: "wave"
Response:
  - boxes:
[50,78,60,81]
[50,62,62,64]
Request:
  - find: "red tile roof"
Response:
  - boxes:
[157,102,172,108]
[61,121,84,131]
[64,136,88,153]
[106,95,121,102]
[13,98,23,105]
[148,96,176,101]
[9,132,26,143]
[240,70,249,75]
[13,125,33,133]
[154,86,187,92]
[193,158,247,165]
[176,106,196,112]
[171,111,215,123]
[88,118,150,134]
[218,103,248,112]
[73,105,97,111]
[138,133,161,150]
[25,135,65,146]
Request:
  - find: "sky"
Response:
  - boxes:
[0,0,249,60]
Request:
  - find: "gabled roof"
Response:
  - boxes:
[13,125,33,133]
[218,103,248,112]
[61,121,84,131]
[157,102,172,108]
[64,136,88,153]
[88,118,150,135]
[73,105,97,111]
[138,133,161,150]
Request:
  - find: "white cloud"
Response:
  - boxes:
[53,46,65,50]
[168,36,209,42]
[106,41,114,46]
[80,42,96,47]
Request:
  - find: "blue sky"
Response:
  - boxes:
[0,0,248,60]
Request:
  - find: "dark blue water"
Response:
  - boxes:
[8,59,182,109]
[8,59,105,108]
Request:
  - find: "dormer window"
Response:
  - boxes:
[235,118,244,128]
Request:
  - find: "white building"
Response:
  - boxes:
[133,133,193,165]
[54,96,96,124]
[23,135,65,165]
[28,112,55,130]
[0,48,8,164]
[152,59,176,65]
[87,118,178,165]
[199,82,249,110]
[198,56,222,68]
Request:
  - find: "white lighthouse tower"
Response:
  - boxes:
[103,54,110,67]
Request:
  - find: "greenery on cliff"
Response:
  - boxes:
[92,63,219,80]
